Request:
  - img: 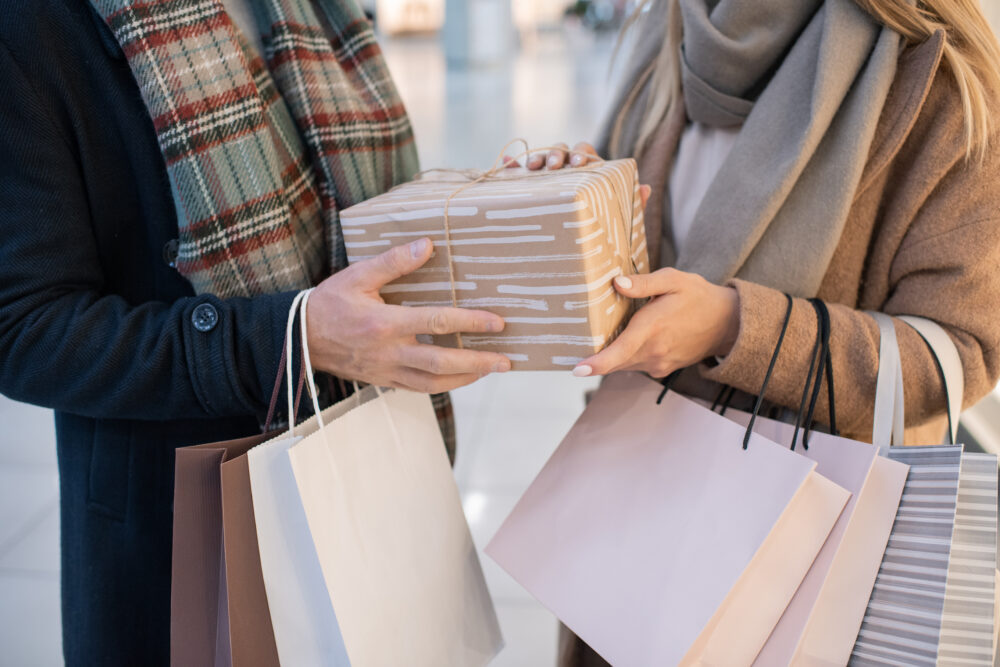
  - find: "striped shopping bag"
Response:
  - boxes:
[850,315,998,665]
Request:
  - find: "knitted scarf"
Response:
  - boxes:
[601,0,900,298]
[90,0,419,298]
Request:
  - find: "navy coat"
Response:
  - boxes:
[0,2,311,663]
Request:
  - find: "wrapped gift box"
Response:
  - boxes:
[341,158,650,370]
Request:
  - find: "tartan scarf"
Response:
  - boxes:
[90,0,419,298]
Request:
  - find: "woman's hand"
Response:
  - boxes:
[305,238,512,393]
[509,140,653,205]
[572,268,741,378]
[507,141,600,170]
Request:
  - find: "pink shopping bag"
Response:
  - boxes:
[487,370,849,666]
[722,413,908,666]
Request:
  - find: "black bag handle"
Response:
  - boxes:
[789,299,837,450]
[658,293,793,451]
[742,294,795,450]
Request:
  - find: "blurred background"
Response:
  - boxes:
[2,1,1000,665]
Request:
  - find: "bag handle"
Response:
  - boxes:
[742,293,795,450]
[296,289,367,438]
[871,312,905,451]
[262,303,308,432]
[286,291,320,438]
[871,312,962,449]
[791,299,836,450]
[658,294,793,451]
[898,315,963,445]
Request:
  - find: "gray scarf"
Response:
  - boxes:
[599,0,901,297]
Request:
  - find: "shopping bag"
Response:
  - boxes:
[247,291,409,665]
[851,313,998,665]
[285,290,503,666]
[486,295,849,666]
[171,431,280,667]
[938,452,999,665]
[721,412,907,666]
[710,299,909,666]
[171,306,309,667]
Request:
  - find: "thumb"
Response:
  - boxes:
[613,267,682,299]
[639,184,651,210]
[352,238,434,291]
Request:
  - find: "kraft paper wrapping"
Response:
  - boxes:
[341,158,650,370]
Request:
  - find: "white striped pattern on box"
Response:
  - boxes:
[851,445,963,666]
[938,452,998,667]
[340,159,649,370]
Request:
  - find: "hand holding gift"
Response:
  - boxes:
[304,239,513,394]
[573,267,741,378]
[339,141,653,370]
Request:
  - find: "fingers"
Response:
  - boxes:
[390,368,485,394]
[573,328,644,377]
[503,155,520,169]
[398,344,511,376]
[524,141,598,171]
[394,304,505,336]
[612,267,683,299]
[569,141,597,167]
[526,152,546,170]
[545,142,570,170]
[349,238,433,291]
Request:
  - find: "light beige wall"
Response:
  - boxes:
[985,1,1000,36]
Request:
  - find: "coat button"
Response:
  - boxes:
[191,303,219,332]
[163,239,179,267]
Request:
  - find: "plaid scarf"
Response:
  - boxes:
[90,0,419,298]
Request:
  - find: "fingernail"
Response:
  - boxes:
[493,359,511,373]
[410,238,430,258]
[570,154,584,166]
[572,364,593,377]
[547,155,560,168]
[488,318,505,332]
[615,275,633,289]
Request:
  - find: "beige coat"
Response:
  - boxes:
[653,30,1000,445]
[560,29,1000,667]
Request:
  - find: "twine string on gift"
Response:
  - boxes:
[403,139,643,350]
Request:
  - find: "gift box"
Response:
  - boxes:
[341,158,649,370]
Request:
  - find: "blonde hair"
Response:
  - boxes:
[611,0,1000,162]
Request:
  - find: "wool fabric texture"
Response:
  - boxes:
[89,0,419,298]
[604,0,901,297]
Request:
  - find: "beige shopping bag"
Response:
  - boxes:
[284,292,503,667]
[486,370,849,666]
[722,413,908,666]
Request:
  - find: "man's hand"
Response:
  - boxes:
[306,238,512,393]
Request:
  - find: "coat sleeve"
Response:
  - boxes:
[0,38,298,421]
[699,101,1000,442]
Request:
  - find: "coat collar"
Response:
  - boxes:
[858,29,946,193]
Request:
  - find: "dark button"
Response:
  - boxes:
[191,303,219,333]
[163,239,179,267]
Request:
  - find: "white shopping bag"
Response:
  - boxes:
[487,370,849,666]
[284,293,502,667]
[245,291,377,666]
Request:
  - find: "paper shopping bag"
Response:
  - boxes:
[851,313,998,665]
[286,386,503,666]
[937,451,998,666]
[170,432,280,667]
[246,386,385,667]
[718,412,909,666]
[486,371,849,666]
